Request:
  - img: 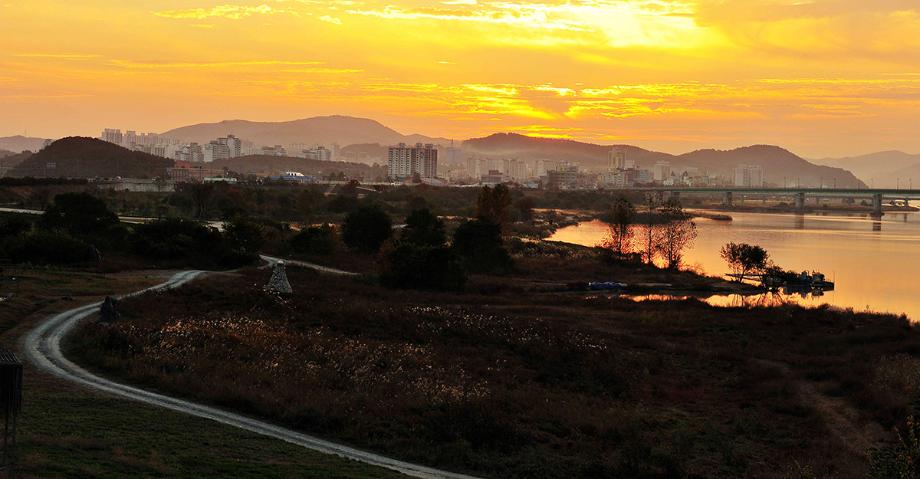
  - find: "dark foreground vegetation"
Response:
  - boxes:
[68,257,920,479]
[0,192,262,270]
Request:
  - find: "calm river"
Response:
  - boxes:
[549,211,920,319]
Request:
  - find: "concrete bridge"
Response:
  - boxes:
[630,187,920,217]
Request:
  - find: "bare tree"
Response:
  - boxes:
[637,194,660,265]
[601,197,634,257]
[657,200,697,269]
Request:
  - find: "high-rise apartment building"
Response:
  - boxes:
[101,128,123,145]
[225,135,242,158]
[303,146,332,161]
[653,161,672,182]
[734,164,764,187]
[387,143,438,180]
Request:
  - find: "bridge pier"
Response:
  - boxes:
[794,192,806,211]
[669,191,681,203]
[722,191,733,207]
[872,193,884,218]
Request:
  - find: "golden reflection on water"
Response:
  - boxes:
[549,212,920,319]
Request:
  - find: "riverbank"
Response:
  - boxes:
[65,252,920,478]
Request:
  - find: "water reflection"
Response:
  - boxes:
[623,291,824,309]
[548,210,920,319]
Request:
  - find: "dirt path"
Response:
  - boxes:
[23,268,480,479]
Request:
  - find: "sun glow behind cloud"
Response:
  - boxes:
[2,0,920,156]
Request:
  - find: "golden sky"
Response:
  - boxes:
[2,0,920,157]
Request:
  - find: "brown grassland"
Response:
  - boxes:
[66,256,920,479]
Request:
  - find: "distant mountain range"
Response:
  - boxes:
[159,117,864,187]
[0,135,51,153]
[1,116,896,188]
[813,151,920,189]
[162,115,450,148]
[464,133,864,188]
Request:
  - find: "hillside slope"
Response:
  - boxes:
[8,137,174,179]
[813,151,920,188]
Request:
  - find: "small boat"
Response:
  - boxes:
[588,281,627,291]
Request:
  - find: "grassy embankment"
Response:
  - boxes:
[66,253,920,479]
[0,265,401,478]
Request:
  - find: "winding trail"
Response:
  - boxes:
[22,262,481,479]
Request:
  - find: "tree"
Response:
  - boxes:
[186,183,215,219]
[290,224,337,256]
[402,208,446,247]
[720,242,769,282]
[602,197,634,257]
[476,184,512,227]
[224,217,266,255]
[341,204,392,253]
[452,219,513,273]
[379,242,466,291]
[515,196,536,222]
[637,194,660,265]
[42,192,119,237]
[657,202,697,269]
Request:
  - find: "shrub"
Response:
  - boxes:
[342,204,392,254]
[130,218,253,269]
[290,224,338,256]
[452,219,513,273]
[5,231,96,264]
[379,241,466,291]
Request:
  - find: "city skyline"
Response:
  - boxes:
[3,1,920,158]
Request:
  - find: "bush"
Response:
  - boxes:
[342,204,392,254]
[452,219,513,273]
[379,242,466,291]
[290,224,338,256]
[130,218,254,269]
[5,231,96,264]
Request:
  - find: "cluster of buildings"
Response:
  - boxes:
[99,128,338,164]
[98,129,767,190]
[440,147,762,191]
[100,128,251,162]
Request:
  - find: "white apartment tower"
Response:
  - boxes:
[388,143,438,180]
[101,128,123,145]
[653,161,672,182]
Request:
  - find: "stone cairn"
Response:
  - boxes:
[264,261,293,295]
[100,296,120,322]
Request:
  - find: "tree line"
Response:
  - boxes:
[601,195,698,270]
